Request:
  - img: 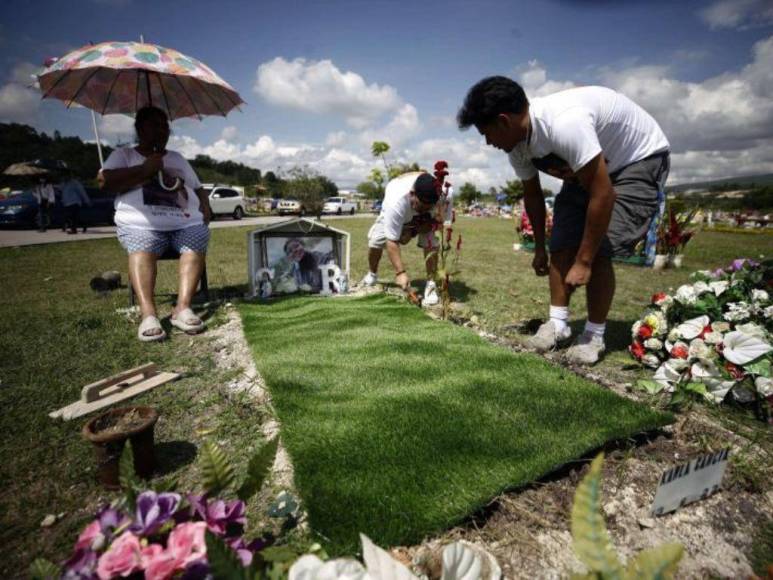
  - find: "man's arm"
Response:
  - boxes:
[565,153,616,286]
[522,175,549,276]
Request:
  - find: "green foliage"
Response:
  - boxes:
[29,558,59,580]
[371,141,391,173]
[500,180,525,205]
[282,166,338,216]
[237,436,279,501]
[190,154,261,188]
[205,530,251,579]
[356,180,383,199]
[199,440,237,496]
[571,453,683,579]
[458,182,482,205]
[387,161,421,180]
[636,380,664,395]
[119,443,140,506]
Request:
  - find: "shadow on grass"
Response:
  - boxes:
[154,440,198,476]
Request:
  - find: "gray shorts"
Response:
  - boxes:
[117,224,210,255]
[550,152,670,258]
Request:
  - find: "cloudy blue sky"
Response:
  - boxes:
[1,0,772,189]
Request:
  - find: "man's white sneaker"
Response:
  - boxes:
[423,280,440,306]
[359,272,378,287]
[565,332,606,365]
[525,320,571,352]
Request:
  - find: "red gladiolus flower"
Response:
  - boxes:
[725,361,745,380]
[638,324,654,339]
[670,345,689,359]
[456,234,463,251]
[446,227,453,243]
[434,160,448,171]
[630,340,645,360]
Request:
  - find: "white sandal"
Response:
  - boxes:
[171,307,205,334]
[138,316,167,342]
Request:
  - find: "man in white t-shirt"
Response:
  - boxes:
[359,172,442,305]
[458,77,670,365]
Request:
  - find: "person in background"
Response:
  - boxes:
[60,171,92,234]
[100,105,213,342]
[32,177,55,233]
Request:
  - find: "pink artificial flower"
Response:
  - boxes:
[75,520,102,551]
[143,545,179,580]
[167,521,208,567]
[96,531,142,579]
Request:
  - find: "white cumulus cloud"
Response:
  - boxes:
[254,57,402,128]
[699,0,773,29]
[0,83,40,123]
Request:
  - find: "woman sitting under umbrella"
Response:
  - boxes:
[100,106,213,341]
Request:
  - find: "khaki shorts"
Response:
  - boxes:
[367,215,438,250]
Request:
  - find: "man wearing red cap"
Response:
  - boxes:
[359,171,443,305]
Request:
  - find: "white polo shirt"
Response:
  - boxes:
[509,86,669,181]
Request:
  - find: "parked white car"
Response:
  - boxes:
[201,184,246,220]
[277,199,305,216]
[323,197,357,215]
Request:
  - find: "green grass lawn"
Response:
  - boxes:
[0,217,769,572]
[239,294,671,554]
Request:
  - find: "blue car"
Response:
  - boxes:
[370,200,383,214]
[0,187,116,228]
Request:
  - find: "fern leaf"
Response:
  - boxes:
[624,543,683,580]
[571,453,623,578]
[199,440,236,495]
[119,443,139,506]
[29,558,59,579]
[205,530,247,580]
[237,436,279,502]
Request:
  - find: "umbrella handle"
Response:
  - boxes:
[158,170,181,191]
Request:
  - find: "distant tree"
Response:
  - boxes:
[356,180,383,199]
[371,141,391,173]
[369,168,385,196]
[501,180,525,204]
[262,171,283,198]
[458,182,482,206]
[282,166,338,216]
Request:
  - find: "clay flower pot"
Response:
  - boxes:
[82,406,159,489]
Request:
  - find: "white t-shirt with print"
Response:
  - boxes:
[103,147,203,231]
[379,172,425,241]
[508,86,669,181]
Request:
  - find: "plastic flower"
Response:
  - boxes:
[167,521,208,567]
[653,360,682,389]
[675,284,697,305]
[765,305,773,319]
[730,258,759,271]
[96,531,142,580]
[675,315,710,340]
[735,322,766,339]
[725,361,746,381]
[638,324,654,339]
[711,321,731,333]
[131,491,181,536]
[693,281,710,295]
[643,311,667,337]
[642,353,660,368]
[755,376,773,397]
[709,280,729,296]
[629,340,645,360]
[651,292,673,308]
[751,289,769,303]
[703,331,724,345]
[722,331,772,365]
[189,495,246,536]
[62,548,98,580]
[75,520,102,551]
[644,338,663,351]
[688,338,713,362]
[670,343,689,359]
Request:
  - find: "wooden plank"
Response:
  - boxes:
[81,363,157,403]
[50,371,179,421]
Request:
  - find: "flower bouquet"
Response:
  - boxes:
[516,203,552,249]
[654,206,697,268]
[629,259,772,412]
[31,439,286,580]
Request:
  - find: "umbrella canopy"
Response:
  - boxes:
[3,162,50,177]
[38,41,244,120]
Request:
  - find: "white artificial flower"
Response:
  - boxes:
[703,377,736,403]
[644,338,663,351]
[654,361,683,388]
[688,338,713,362]
[712,321,731,333]
[723,302,751,322]
[631,320,642,338]
[751,289,769,303]
[642,353,661,368]
[693,281,711,295]
[735,322,767,339]
[723,331,773,365]
[755,376,773,397]
[667,328,680,343]
[676,315,710,340]
[709,281,729,296]
[765,305,773,319]
[693,269,714,279]
[703,331,724,345]
[667,357,690,371]
[675,284,697,305]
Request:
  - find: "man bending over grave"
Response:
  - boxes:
[359,171,444,305]
[457,77,670,364]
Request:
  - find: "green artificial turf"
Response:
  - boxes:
[239,294,672,554]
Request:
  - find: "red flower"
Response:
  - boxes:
[629,340,645,360]
[638,324,654,339]
[434,160,449,171]
[725,361,745,380]
[451,209,456,224]
[445,227,453,243]
[456,234,463,251]
[670,345,689,359]
[698,325,712,340]
[651,292,667,304]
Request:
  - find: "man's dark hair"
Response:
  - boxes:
[457,76,529,130]
[134,105,168,130]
